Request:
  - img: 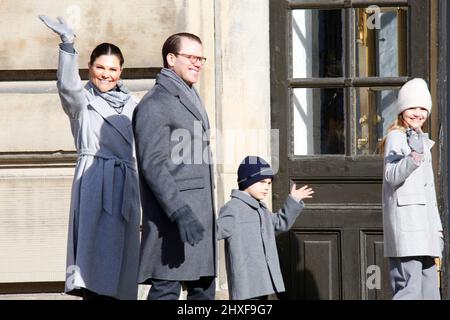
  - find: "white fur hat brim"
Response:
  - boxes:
[396,78,432,115]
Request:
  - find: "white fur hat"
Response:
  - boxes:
[396,78,432,115]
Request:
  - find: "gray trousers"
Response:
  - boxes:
[389,256,440,300]
[147,277,216,300]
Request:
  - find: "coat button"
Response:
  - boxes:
[424,183,428,187]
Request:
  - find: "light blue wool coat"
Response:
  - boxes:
[57,47,141,299]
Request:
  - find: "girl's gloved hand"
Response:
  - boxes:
[406,128,424,154]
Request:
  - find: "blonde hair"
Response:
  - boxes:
[378,115,408,155]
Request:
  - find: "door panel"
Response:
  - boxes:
[361,231,392,300]
[278,204,386,299]
[291,231,341,299]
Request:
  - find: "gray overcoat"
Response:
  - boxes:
[133,71,216,282]
[57,48,141,299]
[383,129,443,258]
[217,190,304,300]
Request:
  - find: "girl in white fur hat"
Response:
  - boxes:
[380,78,444,300]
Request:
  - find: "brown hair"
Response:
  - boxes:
[90,43,124,66]
[162,33,202,68]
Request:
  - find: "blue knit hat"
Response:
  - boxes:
[237,156,274,191]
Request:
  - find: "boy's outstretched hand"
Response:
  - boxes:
[290,184,314,201]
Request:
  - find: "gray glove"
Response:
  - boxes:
[406,128,424,154]
[171,205,205,246]
[39,15,75,43]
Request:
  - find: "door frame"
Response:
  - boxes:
[438,0,449,301]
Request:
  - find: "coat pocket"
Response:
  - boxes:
[397,194,426,206]
[396,195,426,232]
[176,177,205,191]
[396,206,426,232]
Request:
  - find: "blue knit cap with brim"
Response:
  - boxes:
[237,156,274,191]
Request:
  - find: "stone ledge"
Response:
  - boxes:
[0,293,80,300]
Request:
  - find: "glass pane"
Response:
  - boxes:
[356,7,407,77]
[293,88,345,155]
[355,87,399,155]
[292,10,344,78]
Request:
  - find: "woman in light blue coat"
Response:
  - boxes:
[381,78,444,300]
[39,16,141,300]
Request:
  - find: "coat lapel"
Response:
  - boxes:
[193,86,211,130]
[89,95,133,145]
[231,189,261,209]
[121,95,138,123]
[178,94,209,132]
[157,73,209,132]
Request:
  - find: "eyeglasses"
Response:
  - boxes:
[175,53,207,65]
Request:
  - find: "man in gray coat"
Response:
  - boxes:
[133,33,216,300]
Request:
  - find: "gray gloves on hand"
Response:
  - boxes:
[171,205,205,246]
[406,128,425,154]
[39,15,75,43]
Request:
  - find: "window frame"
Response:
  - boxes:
[272,0,428,158]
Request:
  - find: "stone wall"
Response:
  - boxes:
[0,0,271,299]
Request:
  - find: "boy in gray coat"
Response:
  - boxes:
[217,156,314,300]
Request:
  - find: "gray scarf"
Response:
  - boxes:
[90,80,131,114]
[160,68,209,125]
